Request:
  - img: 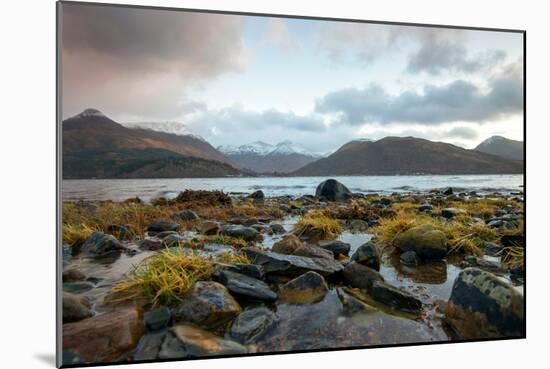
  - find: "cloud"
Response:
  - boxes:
[407,30,507,75]
[61,3,248,119]
[261,19,300,52]
[447,126,479,139]
[315,59,523,126]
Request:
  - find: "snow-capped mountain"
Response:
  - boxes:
[474,135,523,161]
[123,121,204,140]
[218,140,321,174]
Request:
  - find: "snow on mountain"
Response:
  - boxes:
[219,140,318,157]
[476,135,505,148]
[122,121,204,140]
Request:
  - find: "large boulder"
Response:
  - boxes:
[393,224,447,260]
[146,219,180,233]
[249,190,265,200]
[243,248,343,277]
[173,281,241,328]
[63,307,144,363]
[351,241,380,270]
[80,232,125,257]
[63,292,93,323]
[229,307,279,344]
[278,271,329,304]
[370,281,422,314]
[221,225,262,242]
[215,270,277,302]
[445,268,524,339]
[318,240,351,258]
[342,262,384,291]
[315,179,352,201]
[159,325,247,359]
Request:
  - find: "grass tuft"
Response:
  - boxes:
[294,210,342,241]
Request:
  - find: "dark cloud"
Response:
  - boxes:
[315,60,523,125]
[407,31,507,75]
[61,3,247,119]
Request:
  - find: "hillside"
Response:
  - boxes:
[474,136,524,161]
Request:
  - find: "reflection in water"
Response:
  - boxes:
[388,253,448,284]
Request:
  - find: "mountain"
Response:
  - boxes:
[293,136,523,176]
[122,121,196,138]
[62,109,242,178]
[218,140,320,174]
[474,136,523,161]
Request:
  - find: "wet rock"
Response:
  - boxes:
[393,224,447,260]
[351,241,380,270]
[318,240,351,258]
[63,281,95,294]
[63,292,93,323]
[445,268,524,339]
[336,288,377,315]
[399,251,419,266]
[249,190,265,200]
[272,234,302,254]
[417,203,434,212]
[229,307,279,344]
[441,207,467,219]
[370,281,422,314]
[155,230,178,239]
[279,271,329,304]
[342,262,384,291]
[146,219,180,233]
[63,307,145,363]
[131,332,166,361]
[270,223,286,234]
[174,209,199,221]
[144,307,171,332]
[106,224,134,240]
[483,241,502,256]
[315,179,352,201]
[161,234,189,247]
[62,269,86,283]
[198,221,221,236]
[442,187,453,195]
[173,281,241,328]
[138,239,162,251]
[159,325,247,359]
[215,270,277,302]
[463,256,503,272]
[243,248,343,277]
[293,244,334,260]
[221,224,262,242]
[80,232,125,257]
[220,263,264,280]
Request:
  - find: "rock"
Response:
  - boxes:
[501,234,525,247]
[63,281,95,294]
[269,223,286,234]
[483,241,503,256]
[106,224,134,240]
[243,248,344,277]
[315,179,352,201]
[155,230,178,239]
[144,307,171,332]
[342,262,384,291]
[138,239,162,251]
[229,307,279,344]
[146,219,180,233]
[131,332,166,361]
[336,288,377,315]
[318,240,351,258]
[487,219,505,228]
[62,351,85,365]
[348,219,369,232]
[174,209,199,221]
[215,270,277,302]
[161,234,189,247]
[159,325,247,359]
[441,207,467,219]
[418,203,434,212]
[63,292,93,323]
[221,224,262,242]
[173,281,241,328]
[445,268,524,339]
[350,241,380,270]
[442,187,453,195]
[63,307,145,363]
[249,190,265,200]
[393,224,447,260]
[379,198,392,206]
[198,221,221,235]
[293,244,334,260]
[370,281,422,314]
[80,232,125,257]
[399,251,419,266]
[278,271,329,304]
[220,263,265,280]
[272,234,303,254]
[62,269,86,283]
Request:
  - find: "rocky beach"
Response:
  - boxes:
[61,179,525,365]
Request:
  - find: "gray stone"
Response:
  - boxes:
[318,240,351,258]
[278,271,329,304]
[80,232,125,256]
[221,224,262,242]
[145,307,171,332]
[370,280,422,314]
[63,292,93,323]
[229,307,278,344]
[174,209,199,221]
[342,261,384,291]
[441,207,467,219]
[315,179,352,201]
[351,241,380,270]
[215,270,277,302]
[146,219,180,233]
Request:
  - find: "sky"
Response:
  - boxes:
[61,3,524,154]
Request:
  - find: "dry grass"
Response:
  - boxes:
[500,245,524,269]
[62,223,94,246]
[294,210,342,241]
[110,248,249,307]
